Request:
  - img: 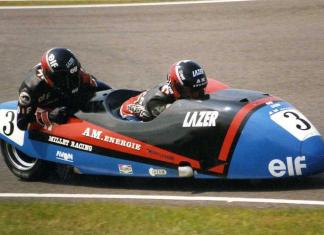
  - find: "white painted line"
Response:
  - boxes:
[0,0,255,10]
[1,193,324,206]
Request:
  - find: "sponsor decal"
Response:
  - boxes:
[72,88,79,94]
[70,141,93,152]
[146,149,175,161]
[177,66,186,81]
[82,128,103,139]
[38,92,51,103]
[192,68,204,78]
[56,150,74,162]
[66,57,75,69]
[82,128,141,151]
[269,102,281,109]
[183,111,219,127]
[48,135,70,146]
[48,135,92,152]
[149,168,167,176]
[17,106,32,115]
[268,156,307,177]
[192,77,207,88]
[118,164,133,175]
[19,92,31,106]
[70,66,78,74]
[48,53,59,69]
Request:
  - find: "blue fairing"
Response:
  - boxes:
[0,101,24,146]
[1,99,323,179]
[0,101,178,178]
[228,101,324,179]
[300,137,324,175]
[0,101,17,109]
[15,136,180,178]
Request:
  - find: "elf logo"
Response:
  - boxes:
[268,156,307,177]
[48,54,59,69]
[183,111,219,127]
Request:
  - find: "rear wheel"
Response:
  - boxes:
[1,141,50,180]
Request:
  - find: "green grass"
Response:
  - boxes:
[0,0,186,7]
[1,201,324,235]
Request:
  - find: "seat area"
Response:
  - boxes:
[104,89,142,119]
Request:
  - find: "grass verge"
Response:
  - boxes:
[0,0,184,7]
[1,201,324,235]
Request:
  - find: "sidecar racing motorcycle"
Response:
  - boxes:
[1,79,323,180]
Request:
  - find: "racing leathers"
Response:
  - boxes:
[120,82,175,121]
[17,64,99,130]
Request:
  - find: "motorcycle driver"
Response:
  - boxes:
[17,47,110,130]
[120,60,208,121]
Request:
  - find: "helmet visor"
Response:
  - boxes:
[176,84,205,99]
[50,70,81,92]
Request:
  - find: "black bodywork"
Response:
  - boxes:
[76,89,269,169]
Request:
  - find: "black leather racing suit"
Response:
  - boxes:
[17,64,100,130]
[120,83,176,121]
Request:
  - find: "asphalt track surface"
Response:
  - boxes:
[0,0,323,207]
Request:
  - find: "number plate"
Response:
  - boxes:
[0,109,25,146]
[270,109,320,141]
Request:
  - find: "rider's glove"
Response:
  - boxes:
[48,107,69,124]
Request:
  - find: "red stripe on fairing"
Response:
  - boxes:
[39,120,201,169]
[217,96,280,162]
[208,163,226,174]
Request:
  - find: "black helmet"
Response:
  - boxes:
[41,48,81,93]
[167,60,208,99]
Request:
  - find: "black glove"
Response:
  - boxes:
[48,107,69,124]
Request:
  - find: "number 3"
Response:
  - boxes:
[3,111,15,136]
[283,111,311,131]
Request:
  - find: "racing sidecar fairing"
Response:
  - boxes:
[0,80,323,180]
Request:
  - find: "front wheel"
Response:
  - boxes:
[1,141,50,180]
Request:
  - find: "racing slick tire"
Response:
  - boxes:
[1,141,51,181]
